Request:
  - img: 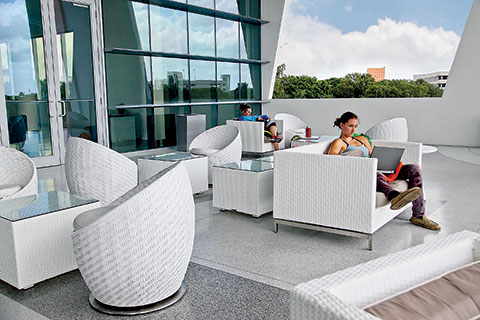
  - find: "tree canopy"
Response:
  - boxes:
[272,64,443,99]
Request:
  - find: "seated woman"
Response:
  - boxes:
[238,103,282,151]
[327,111,440,230]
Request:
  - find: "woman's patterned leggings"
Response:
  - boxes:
[376,164,424,217]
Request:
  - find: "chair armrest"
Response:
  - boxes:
[372,140,422,166]
[274,151,378,233]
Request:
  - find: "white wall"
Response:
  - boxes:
[265,0,480,147]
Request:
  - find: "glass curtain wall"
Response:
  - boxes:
[102,0,262,152]
[0,0,52,157]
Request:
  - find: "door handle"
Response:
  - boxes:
[49,101,56,118]
[59,100,67,117]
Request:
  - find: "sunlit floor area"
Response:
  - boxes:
[1,148,480,319]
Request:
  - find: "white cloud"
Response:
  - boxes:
[345,4,353,12]
[277,7,461,80]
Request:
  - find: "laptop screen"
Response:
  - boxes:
[370,146,405,173]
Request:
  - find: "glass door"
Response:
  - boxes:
[0,0,106,167]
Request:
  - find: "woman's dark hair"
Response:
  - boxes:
[239,103,252,113]
[333,111,358,127]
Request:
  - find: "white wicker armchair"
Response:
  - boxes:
[0,146,37,200]
[273,139,422,250]
[189,125,242,184]
[226,119,285,153]
[71,162,195,315]
[365,118,408,142]
[274,113,308,148]
[65,137,138,205]
[290,230,480,320]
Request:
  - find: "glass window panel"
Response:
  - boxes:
[191,105,216,128]
[188,0,213,9]
[1,0,52,157]
[152,57,189,104]
[105,53,152,106]
[216,0,239,14]
[217,104,236,125]
[217,62,239,101]
[190,60,216,102]
[188,13,215,56]
[108,107,145,152]
[150,6,187,54]
[154,106,190,148]
[240,22,260,60]
[240,63,260,100]
[216,19,239,59]
[102,0,149,51]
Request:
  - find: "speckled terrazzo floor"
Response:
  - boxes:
[0,263,289,320]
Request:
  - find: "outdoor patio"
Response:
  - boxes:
[0,145,479,319]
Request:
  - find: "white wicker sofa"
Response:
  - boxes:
[290,230,480,320]
[273,138,422,250]
[226,119,285,153]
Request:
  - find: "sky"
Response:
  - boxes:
[276,0,473,80]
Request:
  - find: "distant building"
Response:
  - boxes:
[413,71,448,89]
[367,67,385,82]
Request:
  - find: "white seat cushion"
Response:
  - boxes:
[73,206,115,231]
[190,148,219,156]
[0,185,22,199]
[375,180,409,208]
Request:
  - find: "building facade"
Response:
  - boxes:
[0,0,284,167]
[367,67,385,82]
[413,71,448,89]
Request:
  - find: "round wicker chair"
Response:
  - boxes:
[0,146,37,200]
[274,113,308,148]
[65,137,138,205]
[71,162,195,315]
[189,125,242,183]
[365,118,408,142]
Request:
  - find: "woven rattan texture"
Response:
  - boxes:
[365,118,408,142]
[65,138,138,205]
[290,231,480,320]
[189,125,242,183]
[226,120,285,153]
[0,146,38,200]
[72,162,195,307]
[274,113,308,148]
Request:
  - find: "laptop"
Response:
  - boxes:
[370,146,405,174]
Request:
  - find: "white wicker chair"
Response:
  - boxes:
[274,113,308,148]
[273,139,422,250]
[189,125,242,184]
[226,119,285,153]
[290,230,480,320]
[0,146,37,200]
[71,162,195,315]
[65,137,138,205]
[365,118,408,142]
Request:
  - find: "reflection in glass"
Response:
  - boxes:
[102,0,149,51]
[216,19,239,59]
[216,0,238,14]
[217,104,237,125]
[191,105,216,128]
[150,6,187,54]
[188,0,213,8]
[154,106,190,148]
[241,63,260,100]
[238,0,260,18]
[0,0,52,157]
[240,22,260,60]
[54,0,97,142]
[152,57,189,104]
[188,13,215,56]
[190,60,216,102]
[217,62,239,101]
[106,53,151,106]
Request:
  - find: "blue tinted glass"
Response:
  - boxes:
[216,18,239,58]
[188,0,213,8]
[150,6,187,54]
[240,22,260,60]
[191,105,216,128]
[188,13,215,56]
[190,60,216,102]
[152,57,189,104]
[216,0,239,14]
[241,63,260,100]
[217,62,239,101]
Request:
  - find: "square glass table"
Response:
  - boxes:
[0,191,100,289]
[213,159,274,217]
[138,152,208,194]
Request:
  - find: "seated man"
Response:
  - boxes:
[238,103,282,151]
